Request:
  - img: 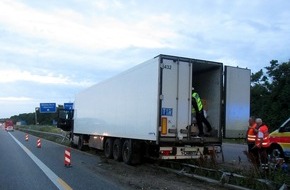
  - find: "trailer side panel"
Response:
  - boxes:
[74,58,160,141]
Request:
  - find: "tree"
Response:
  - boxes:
[251,60,290,131]
[8,105,64,125]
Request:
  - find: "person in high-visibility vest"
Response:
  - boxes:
[246,116,259,164]
[255,118,270,169]
[192,89,212,137]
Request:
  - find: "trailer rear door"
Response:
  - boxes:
[224,66,251,138]
[160,58,191,140]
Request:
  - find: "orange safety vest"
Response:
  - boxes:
[247,123,257,143]
[255,124,270,148]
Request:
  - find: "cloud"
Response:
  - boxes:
[92,0,125,11]
[0,0,177,51]
[0,96,32,102]
[0,0,290,118]
[0,69,93,87]
[0,69,66,84]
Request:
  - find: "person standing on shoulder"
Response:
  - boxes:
[192,88,212,137]
[246,116,259,164]
[255,118,270,170]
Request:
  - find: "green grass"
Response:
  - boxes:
[16,125,62,133]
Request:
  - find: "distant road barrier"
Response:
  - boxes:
[17,128,70,142]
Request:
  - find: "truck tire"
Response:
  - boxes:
[104,138,113,158]
[113,139,123,161]
[122,139,133,165]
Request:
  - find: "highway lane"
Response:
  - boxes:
[0,126,253,190]
[0,129,58,190]
[1,129,126,190]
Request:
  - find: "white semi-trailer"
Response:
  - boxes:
[58,54,250,164]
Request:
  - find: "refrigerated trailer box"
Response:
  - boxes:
[58,54,250,164]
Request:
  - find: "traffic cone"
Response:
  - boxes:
[64,148,71,167]
[25,134,29,141]
[37,138,41,148]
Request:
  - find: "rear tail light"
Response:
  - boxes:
[161,150,171,156]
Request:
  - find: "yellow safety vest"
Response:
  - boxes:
[192,92,203,112]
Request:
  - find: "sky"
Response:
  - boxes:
[0,0,290,118]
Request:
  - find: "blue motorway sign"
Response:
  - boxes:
[64,103,73,110]
[39,103,56,113]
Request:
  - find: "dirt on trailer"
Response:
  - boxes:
[87,155,228,190]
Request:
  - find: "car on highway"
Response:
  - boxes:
[4,120,14,132]
[269,117,290,160]
[6,125,14,131]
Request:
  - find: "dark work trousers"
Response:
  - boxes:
[258,147,269,169]
[196,109,212,135]
[248,143,259,165]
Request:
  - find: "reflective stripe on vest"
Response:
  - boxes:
[247,134,256,142]
[256,137,270,148]
[247,123,257,142]
[192,92,203,112]
[191,108,196,114]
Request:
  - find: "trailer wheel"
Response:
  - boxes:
[113,139,123,161]
[104,138,113,158]
[122,139,133,165]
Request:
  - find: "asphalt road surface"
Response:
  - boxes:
[0,126,255,190]
[0,128,124,190]
[222,143,249,164]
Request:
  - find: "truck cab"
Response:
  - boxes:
[269,117,290,160]
[4,120,14,131]
[57,109,74,132]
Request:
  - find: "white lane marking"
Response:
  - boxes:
[8,132,73,190]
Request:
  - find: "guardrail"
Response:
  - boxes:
[17,128,70,143]
[159,160,289,190]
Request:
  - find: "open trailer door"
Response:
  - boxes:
[224,66,251,138]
